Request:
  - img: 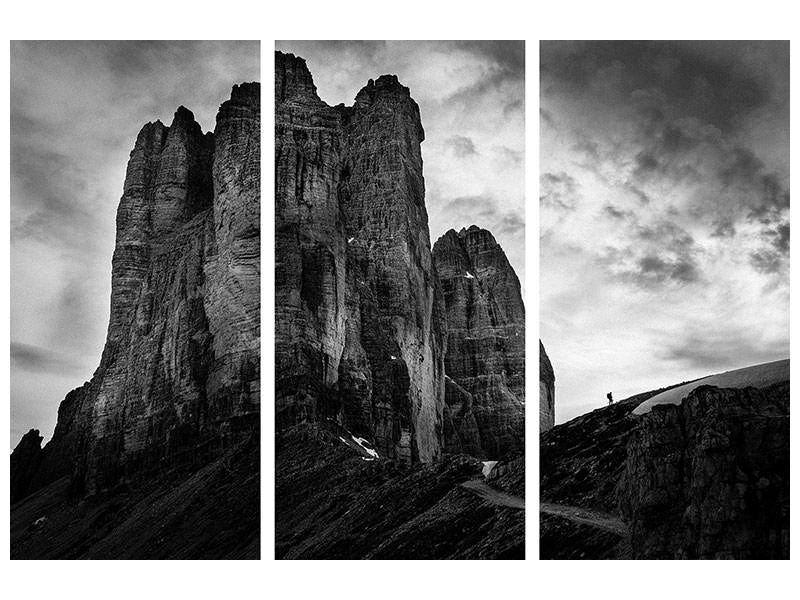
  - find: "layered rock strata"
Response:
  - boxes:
[12,83,261,499]
[432,226,525,458]
[539,341,555,432]
[275,51,445,463]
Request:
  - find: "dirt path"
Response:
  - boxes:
[459,480,525,510]
[540,502,627,536]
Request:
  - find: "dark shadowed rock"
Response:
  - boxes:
[540,341,554,432]
[432,226,525,459]
[275,51,445,463]
[618,383,789,559]
[540,371,789,560]
[10,429,43,504]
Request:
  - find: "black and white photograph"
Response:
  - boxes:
[9,40,261,559]
[275,40,525,559]
[540,40,789,559]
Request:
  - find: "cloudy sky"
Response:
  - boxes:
[540,41,789,424]
[275,40,525,287]
[10,41,259,447]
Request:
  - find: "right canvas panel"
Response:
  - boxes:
[539,41,789,559]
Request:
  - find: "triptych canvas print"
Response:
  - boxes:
[7,39,789,561]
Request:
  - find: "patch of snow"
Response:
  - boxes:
[633,358,790,416]
[352,435,380,458]
[390,355,397,360]
[482,461,498,477]
[348,237,355,243]
[361,457,376,462]
[464,271,475,279]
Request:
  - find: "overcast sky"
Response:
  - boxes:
[540,41,789,424]
[275,40,525,289]
[10,41,259,448]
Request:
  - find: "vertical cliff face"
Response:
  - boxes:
[618,383,789,559]
[275,51,446,463]
[540,374,789,560]
[13,83,260,498]
[432,226,525,458]
[539,341,555,432]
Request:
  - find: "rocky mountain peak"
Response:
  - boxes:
[275,52,443,463]
[172,104,197,124]
[433,226,525,459]
[354,74,410,103]
[12,82,260,501]
[274,51,319,104]
[351,73,424,142]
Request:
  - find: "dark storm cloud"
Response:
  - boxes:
[599,219,701,288]
[11,342,88,375]
[603,204,632,220]
[497,212,525,235]
[637,254,700,285]
[749,249,784,275]
[445,135,478,157]
[454,40,525,81]
[503,99,523,118]
[662,330,789,371]
[542,40,786,133]
[710,217,737,238]
[442,195,498,217]
[545,40,789,281]
[442,41,524,105]
[540,172,578,211]
[773,223,790,254]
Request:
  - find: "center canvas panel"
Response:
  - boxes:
[274,40,526,560]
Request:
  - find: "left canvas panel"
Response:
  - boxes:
[9,40,261,559]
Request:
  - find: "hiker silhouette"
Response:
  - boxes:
[607,392,613,405]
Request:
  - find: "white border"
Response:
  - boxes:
[1,1,797,598]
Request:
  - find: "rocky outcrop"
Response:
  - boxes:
[10,429,43,504]
[276,423,524,559]
[432,226,524,458]
[12,83,260,502]
[275,51,445,463]
[618,383,789,559]
[540,372,789,560]
[539,341,554,432]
